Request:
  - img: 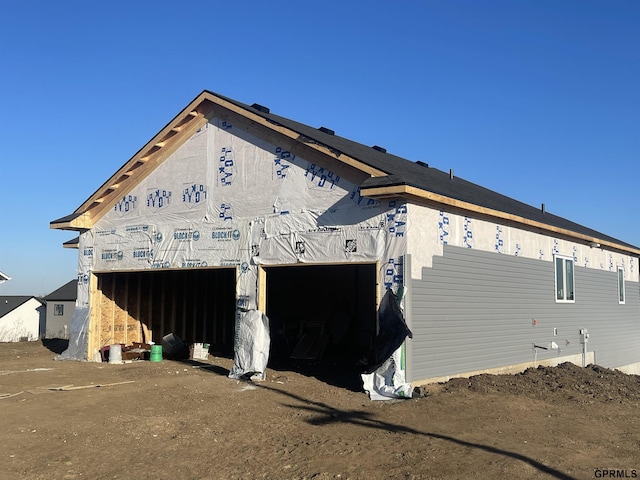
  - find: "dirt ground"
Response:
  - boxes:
[1,341,639,480]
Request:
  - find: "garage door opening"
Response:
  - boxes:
[95,268,236,355]
[264,263,377,389]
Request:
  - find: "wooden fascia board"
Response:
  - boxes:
[206,94,387,177]
[68,91,384,230]
[50,212,92,231]
[361,184,640,256]
[72,95,214,227]
[86,111,211,222]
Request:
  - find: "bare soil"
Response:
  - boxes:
[1,340,639,480]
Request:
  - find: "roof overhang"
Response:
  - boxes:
[361,181,640,257]
[50,90,639,258]
[51,93,216,232]
[51,90,385,233]
[63,237,80,249]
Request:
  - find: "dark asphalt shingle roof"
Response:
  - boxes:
[50,212,83,226]
[43,280,77,301]
[0,296,43,318]
[212,91,638,251]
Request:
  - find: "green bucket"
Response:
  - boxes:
[150,344,163,362]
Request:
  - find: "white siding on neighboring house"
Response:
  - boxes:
[0,298,45,342]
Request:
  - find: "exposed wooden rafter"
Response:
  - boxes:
[51,92,383,232]
[51,95,216,231]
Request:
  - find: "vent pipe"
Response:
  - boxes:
[251,103,270,114]
[449,169,454,179]
[541,203,546,213]
[318,126,335,135]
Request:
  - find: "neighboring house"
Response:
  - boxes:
[43,280,77,339]
[0,271,11,284]
[0,296,45,342]
[51,90,640,383]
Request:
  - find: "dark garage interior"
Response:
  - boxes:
[97,268,237,355]
[264,263,378,386]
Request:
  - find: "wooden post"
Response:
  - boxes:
[87,272,101,361]
[258,265,267,313]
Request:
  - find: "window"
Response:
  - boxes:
[618,267,625,304]
[555,255,575,302]
[54,304,64,316]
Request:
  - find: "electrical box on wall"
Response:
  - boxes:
[579,329,589,344]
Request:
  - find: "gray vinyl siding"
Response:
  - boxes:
[409,245,640,381]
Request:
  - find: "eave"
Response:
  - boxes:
[361,183,640,257]
[63,237,80,249]
[51,91,385,233]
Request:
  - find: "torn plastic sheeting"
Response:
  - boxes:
[364,288,412,374]
[55,307,89,361]
[362,347,413,401]
[228,310,270,381]
[361,289,414,401]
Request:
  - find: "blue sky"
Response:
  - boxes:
[0,0,638,295]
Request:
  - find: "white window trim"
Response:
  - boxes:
[618,267,625,304]
[554,254,575,303]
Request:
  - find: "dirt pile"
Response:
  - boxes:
[440,362,640,404]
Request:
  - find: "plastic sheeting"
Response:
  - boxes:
[362,347,413,401]
[228,310,270,381]
[55,307,90,361]
[361,289,414,400]
[365,289,413,374]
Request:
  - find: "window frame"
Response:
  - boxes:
[554,255,575,303]
[618,267,625,304]
[54,304,64,316]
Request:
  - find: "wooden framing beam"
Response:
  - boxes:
[86,111,212,223]
[87,272,101,361]
[51,95,216,233]
[258,265,267,313]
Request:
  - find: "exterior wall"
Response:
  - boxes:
[82,120,407,305]
[44,300,75,338]
[406,204,640,383]
[75,117,409,358]
[0,299,45,342]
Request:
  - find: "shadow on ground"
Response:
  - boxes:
[257,383,578,480]
[41,338,69,354]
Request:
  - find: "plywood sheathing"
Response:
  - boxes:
[85,269,236,360]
